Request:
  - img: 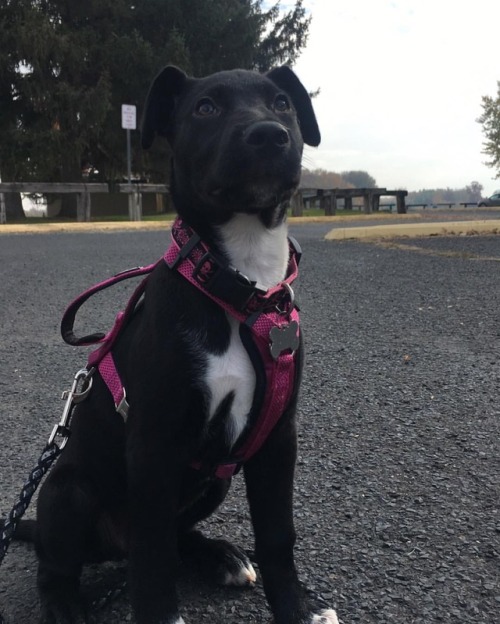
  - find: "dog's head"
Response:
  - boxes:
[142,66,320,225]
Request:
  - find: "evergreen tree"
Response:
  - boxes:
[0,0,311,204]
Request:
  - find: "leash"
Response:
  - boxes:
[1,261,156,568]
[0,443,61,567]
[0,369,94,623]
[0,265,159,621]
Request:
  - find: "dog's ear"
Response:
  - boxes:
[266,66,321,147]
[141,66,188,149]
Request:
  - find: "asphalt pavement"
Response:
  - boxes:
[0,224,499,623]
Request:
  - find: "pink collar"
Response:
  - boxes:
[164,218,301,323]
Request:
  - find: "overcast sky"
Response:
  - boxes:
[290,0,500,195]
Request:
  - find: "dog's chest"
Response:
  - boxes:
[203,215,289,450]
[205,316,255,447]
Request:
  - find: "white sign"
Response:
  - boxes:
[121,104,137,130]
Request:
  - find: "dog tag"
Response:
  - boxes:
[269,320,299,360]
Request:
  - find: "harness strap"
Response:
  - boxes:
[165,218,300,478]
[98,352,130,419]
[61,264,159,419]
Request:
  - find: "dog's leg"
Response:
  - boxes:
[127,439,188,624]
[177,476,256,587]
[244,414,339,624]
[37,564,86,624]
[36,466,97,624]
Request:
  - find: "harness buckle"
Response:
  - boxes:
[192,251,267,312]
[116,390,130,422]
[48,368,94,450]
[192,250,220,286]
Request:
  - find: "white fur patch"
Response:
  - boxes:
[205,315,256,448]
[222,561,257,587]
[217,213,289,289]
[311,609,340,624]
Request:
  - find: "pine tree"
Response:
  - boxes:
[0,0,311,211]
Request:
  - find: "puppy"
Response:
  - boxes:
[33,65,339,624]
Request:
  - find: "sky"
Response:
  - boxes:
[288,0,500,195]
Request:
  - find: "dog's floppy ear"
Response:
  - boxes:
[266,66,321,147]
[141,66,188,149]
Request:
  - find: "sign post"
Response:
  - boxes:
[0,192,6,224]
[121,105,140,220]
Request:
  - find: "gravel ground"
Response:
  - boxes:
[0,226,499,623]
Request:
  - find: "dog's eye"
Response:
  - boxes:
[274,94,290,112]
[195,98,218,117]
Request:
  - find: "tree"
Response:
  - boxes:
[465,180,483,202]
[478,81,500,179]
[0,0,311,209]
[300,168,353,189]
[253,0,310,71]
[341,170,377,188]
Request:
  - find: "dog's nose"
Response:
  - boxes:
[243,121,290,149]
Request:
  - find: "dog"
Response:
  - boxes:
[30,65,339,624]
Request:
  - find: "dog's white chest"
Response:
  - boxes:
[204,214,289,449]
[205,315,256,448]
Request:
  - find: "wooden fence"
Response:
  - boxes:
[0,183,410,224]
[0,182,169,223]
[292,187,408,215]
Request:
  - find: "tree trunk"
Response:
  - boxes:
[58,154,81,218]
[5,192,25,220]
[59,194,78,218]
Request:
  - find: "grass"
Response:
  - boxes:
[7,206,401,225]
[10,209,350,224]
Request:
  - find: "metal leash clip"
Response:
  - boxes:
[275,282,295,316]
[48,368,94,450]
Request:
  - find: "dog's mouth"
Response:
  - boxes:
[208,176,298,213]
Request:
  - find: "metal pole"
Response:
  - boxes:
[126,128,132,185]
[0,192,6,224]
[126,128,134,220]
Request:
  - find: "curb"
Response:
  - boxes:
[325,220,500,241]
[0,221,175,234]
[0,213,419,235]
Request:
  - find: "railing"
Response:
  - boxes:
[292,187,408,215]
[0,182,169,223]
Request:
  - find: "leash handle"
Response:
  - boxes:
[61,263,158,346]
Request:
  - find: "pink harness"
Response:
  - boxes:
[61,218,301,478]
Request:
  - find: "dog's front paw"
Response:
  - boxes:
[311,609,339,624]
[220,547,257,587]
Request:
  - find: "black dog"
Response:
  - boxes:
[31,65,339,624]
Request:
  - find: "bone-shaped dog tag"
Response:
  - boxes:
[269,320,299,360]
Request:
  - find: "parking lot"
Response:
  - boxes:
[0,225,499,623]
